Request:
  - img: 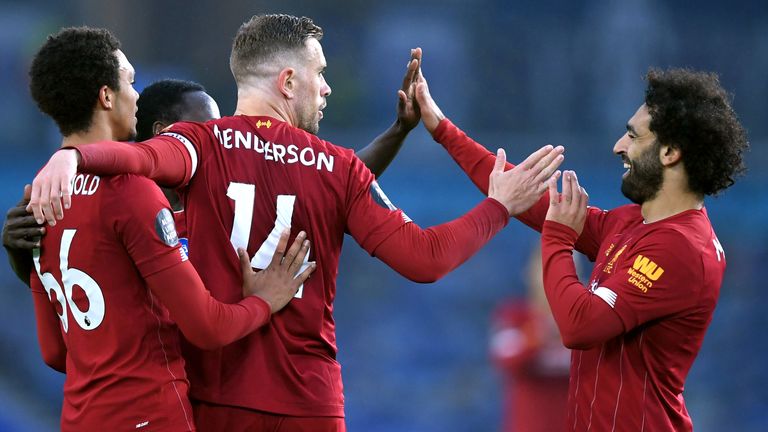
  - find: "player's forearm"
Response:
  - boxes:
[76,137,188,187]
[148,263,271,350]
[373,198,508,283]
[542,221,623,349]
[356,120,410,178]
[433,119,550,232]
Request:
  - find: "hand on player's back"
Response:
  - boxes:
[488,146,564,216]
[28,149,79,226]
[237,229,315,314]
[4,185,45,250]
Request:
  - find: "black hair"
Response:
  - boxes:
[135,79,206,141]
[645,68,748,196]
[29,26,121,136]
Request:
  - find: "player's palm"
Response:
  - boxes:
[545,170,588,236]
[489,146,564,216]
[396,48,422,131]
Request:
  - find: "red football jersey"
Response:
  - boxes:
[434,119,726,431]
[30,173,194,432]
[158,116,412,416]
[559,205,724,431]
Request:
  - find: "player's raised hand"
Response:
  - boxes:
[239,229,316,314]
[3,185,45,250]
[545,170,588,236]
[487,145,564,216]
[395,47,423,132]
[413,67,445,135]
[27,149,80,226]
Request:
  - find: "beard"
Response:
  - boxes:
[620,141,664,204]
[297,105,320,135]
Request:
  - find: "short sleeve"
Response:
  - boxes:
[344,155,411,254]
[109,175,188,278]
[598,229,700,330]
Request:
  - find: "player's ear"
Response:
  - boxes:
[659,144,682,167]
[97,85,114,110]
[152,121,168,136]
[277,67,296,99]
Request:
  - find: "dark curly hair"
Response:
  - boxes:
[230,14,323,83]
[136,79,206,141]
[644,68,748,196]
[29,27,121,136]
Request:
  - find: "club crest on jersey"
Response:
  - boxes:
[602,244,627,274]
[255,119,272,128]
[155,208,180,247]
[370,181,411,222]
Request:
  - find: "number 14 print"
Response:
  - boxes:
[227,182,311,298]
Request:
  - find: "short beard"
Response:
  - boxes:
[621,141,664,204]
[297,106,320,135]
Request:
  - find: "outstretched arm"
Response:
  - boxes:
[356,48,422,177]
[365,146,561,282]
[27,135,191,226]
[3,185,45,286]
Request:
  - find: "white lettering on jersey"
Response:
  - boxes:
[212,125,334,172]
[713,237,725,262]
[71,174,100,196]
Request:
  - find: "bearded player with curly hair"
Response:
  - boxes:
[414,66,747,431]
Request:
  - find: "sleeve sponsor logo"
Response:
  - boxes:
[370,181,411,223]
[626,254,664,292]
[155,208,180,247]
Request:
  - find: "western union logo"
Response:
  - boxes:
[632,255,664,281]
[255,120,272,128]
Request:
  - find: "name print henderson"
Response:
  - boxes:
[163,124,336,173]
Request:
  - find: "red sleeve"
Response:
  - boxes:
[371,198,509,282]
[541,221,624,349]
[74,124,208,188]
[110,176,188,278]
[343,150,508,282]
[434,118,607,260]
[108,176,270,349]
[30,284,66,372]
[145,261,271,350]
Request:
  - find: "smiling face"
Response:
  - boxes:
[110,49,139,141]
[613,104,665,204]
[291,38,331,135]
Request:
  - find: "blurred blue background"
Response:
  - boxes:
[1,0,766,430]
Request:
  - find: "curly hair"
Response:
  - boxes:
[644,68,748,196]
[136,79,206,141]
[230,14,323,83]
[29,27,121,136]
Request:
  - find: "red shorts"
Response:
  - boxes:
[193,401,346,432]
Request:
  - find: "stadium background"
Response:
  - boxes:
[0,0,766,430]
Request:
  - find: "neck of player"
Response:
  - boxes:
[641,168,704,224]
